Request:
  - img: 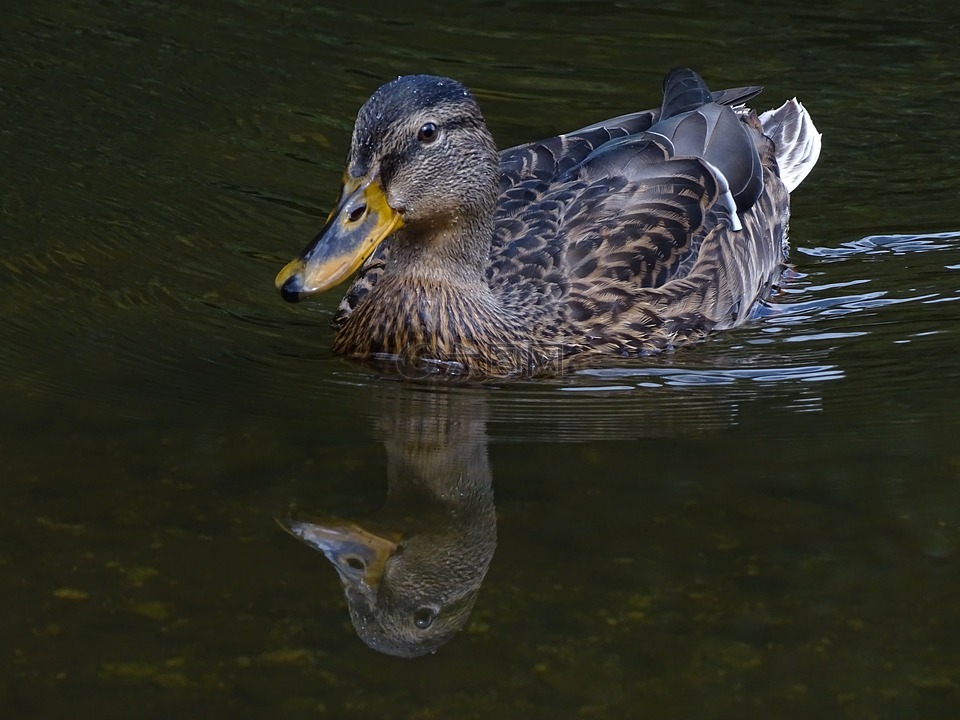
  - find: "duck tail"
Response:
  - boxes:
[660,68,713,118]
[759,99,822,192]
[661,68,764,117]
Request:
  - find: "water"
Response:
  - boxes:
[3,0,960,717]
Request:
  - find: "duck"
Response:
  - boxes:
[275,68,820,377]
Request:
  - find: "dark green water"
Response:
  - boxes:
[3,0,960,717]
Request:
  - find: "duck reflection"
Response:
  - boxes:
[281,388,496,657]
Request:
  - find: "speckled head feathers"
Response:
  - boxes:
[348,75,485,180]
[344,74,500,231]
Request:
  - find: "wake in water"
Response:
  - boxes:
[763,230,960,322]
[569,230,960,390]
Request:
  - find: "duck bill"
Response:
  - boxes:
[275,178,403,302]
[279,517,401,595]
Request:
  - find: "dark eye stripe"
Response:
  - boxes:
[415,114,483,143]
[379,113,486,186]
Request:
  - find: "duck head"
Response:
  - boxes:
[276,75,500,301]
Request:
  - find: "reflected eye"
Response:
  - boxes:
[345,557,365,571]
[417,122,439,143]
[413,607,437,629]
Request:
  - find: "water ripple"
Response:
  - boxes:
[798,230,960,259]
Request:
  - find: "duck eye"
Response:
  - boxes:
[417,122,439,143]
[413,607,437,630]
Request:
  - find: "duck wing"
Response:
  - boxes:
[486,131,737,313]
[497,111,659,189]
[485,70,785,352]
[495,73,761,191]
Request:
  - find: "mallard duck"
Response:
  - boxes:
[275,68,820,377]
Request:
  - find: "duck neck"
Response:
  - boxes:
[337,208,530,371]
[388,210,494,288]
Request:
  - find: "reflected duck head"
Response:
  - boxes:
[280,515,490,658]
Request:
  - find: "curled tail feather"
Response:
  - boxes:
[760,99,822,192]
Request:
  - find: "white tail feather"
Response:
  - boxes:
[759,99,822,193]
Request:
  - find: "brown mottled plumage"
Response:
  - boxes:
[275,69,820,377]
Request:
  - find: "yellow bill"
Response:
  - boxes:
[275,177,402,302]
[278,516,401,594]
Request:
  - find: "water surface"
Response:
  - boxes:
[3,1,960,718]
